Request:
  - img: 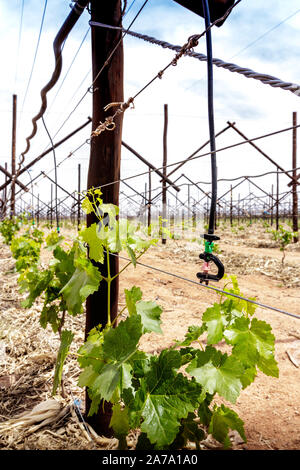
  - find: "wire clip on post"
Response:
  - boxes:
[197,234,224,285]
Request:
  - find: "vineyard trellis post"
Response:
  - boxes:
[271,184,274,226]
[85,0,123,436]
[11,94,17,218]
[148,168,151,233]
[37,194,40,226]
[292,111,298,242]
[276,169,279,230]
[4,163,8,217]
[230,184,233,226]
[77,163,81,230]
[50,184,53,228]
[162,103,168,244]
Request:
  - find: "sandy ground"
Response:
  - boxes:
[0,221,299,451]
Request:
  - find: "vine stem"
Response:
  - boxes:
[58,310,66,337]
[106,245,112,327]
[111,305,127,327]
[111,248,148,282]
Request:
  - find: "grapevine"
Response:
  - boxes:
[4,189,279,450]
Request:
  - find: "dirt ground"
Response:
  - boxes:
[0,221,299,451]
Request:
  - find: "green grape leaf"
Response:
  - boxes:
[174,412,205,450]
[175,325,206,347]
[224,317,259,367]
[110,403,130,438]
[80,223,104,263]
[52,246,76,286]
[209,404,246,448]
[84,316,142,404]
[202,303,226,344]
[59,257,102,315]
[187,346,244,403]
[81,197,94,214]
[123,288,162,335]
[99,203,119,221]
[145,350,182,391]
[78,364,100,388]
[46,231,64,250]
[90,363,121,402]
[39,304,60,333]
[52,330,74,395]
[125,286,142,315]
[136,352,203,449]
[240,365,257,389]
[136,301,163,334]
[77,327,105,369]
[126,244,136,267]
[224,317,278,377]
[21,268,53,308]
[102,314,142,363]
[197,395,213,426]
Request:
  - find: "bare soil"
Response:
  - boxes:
[0,222,299,451]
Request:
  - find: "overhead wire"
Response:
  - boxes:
[18,121,300,213]
[90,20,300,97]
[51,0,151,142]
[89,122,300,192]
[51,0,140,135]
[42,116,59,232]
[19,0,48,124]
[18,0,90,171]
[47,27,90,114]
[108,251,300,320]
[14,0,25,90]
[230,7,300,59]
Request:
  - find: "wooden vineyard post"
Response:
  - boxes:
[271,185,274,226]
[148,168,151,234]
[11,94,17,218]
[85,0,124,436]
[162,104,168,245]
[276,170,279,230]
[50,184,53,228]
[77,163,81,231]
[230,184,233,226]
[292,112,298,242]
[37,194,40,226]
[4,162,8,217]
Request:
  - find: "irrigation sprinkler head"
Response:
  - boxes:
[173,0,235,27]
[197,233,225,284]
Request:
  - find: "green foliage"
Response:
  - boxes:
[6,190,278,451]
[271,225,298,264]
[10,231,43,272]
[0,217,21,244]
[19,239,100,326]
[78,274,278,450]
[52,330,74,395]
[15,229,102,393]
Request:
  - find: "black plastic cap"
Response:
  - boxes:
[173,0,235,27]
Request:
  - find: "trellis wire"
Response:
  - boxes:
[107,251,300,320]
[89,21,300,97]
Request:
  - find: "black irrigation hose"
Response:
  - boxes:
[202,0,217,235]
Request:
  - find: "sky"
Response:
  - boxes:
[0,0,299,217]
